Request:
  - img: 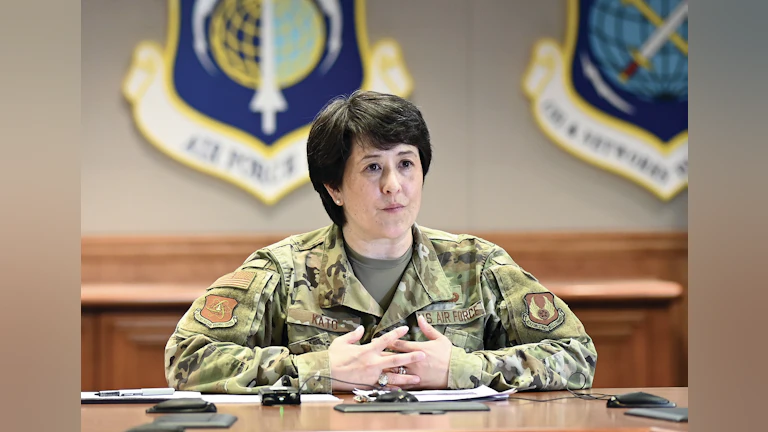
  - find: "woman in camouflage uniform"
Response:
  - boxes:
[165,91,597,394]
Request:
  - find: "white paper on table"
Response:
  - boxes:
[200,394,341,404]
[81,391,202,402]
[352,385,517,402]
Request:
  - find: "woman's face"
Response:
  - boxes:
[330,142,423,243]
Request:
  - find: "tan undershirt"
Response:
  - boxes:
[345,244,412,311]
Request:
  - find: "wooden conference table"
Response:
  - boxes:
[81,387,688,432]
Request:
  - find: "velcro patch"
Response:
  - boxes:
[208,270,258,290]
[522,292,565,332]
[286,308,361,333]
[194,295,239,328]
[417,301,485,325]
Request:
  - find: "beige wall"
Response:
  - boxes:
[81,0,687,235]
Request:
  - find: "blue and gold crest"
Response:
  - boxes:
[523,0,688,200]
[123,0,413,205]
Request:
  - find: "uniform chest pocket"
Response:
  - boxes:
[416,301,486,352]
[444,326,484,352]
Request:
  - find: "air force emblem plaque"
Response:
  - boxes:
[523,0,688,200]
[123,0,413,205]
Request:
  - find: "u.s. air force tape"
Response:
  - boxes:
[416,301,485,325]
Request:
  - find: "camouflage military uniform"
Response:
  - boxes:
[165,224,597,394]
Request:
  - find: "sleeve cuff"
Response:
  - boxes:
[447,346,483,389]
[294,351,332,394]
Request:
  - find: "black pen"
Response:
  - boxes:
[96,388,175,397]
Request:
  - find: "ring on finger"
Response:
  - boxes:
[378,373,389,387]
[397,366,407,375]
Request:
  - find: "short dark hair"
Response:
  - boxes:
[307,90,432,226]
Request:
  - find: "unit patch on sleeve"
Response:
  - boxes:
[522,292,565,332]
[194,294,239,328]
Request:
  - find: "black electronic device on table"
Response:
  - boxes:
[259,386,301,406]
[606,391,677,409]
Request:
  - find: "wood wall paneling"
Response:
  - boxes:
[97,313,181,390]
[81,232,688,284]
[81,314,98,391]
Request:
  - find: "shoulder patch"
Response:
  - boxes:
[208,270,258,290]
[522,292,565,332]
[194,294,239,328]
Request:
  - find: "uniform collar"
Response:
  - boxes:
[409,223,456,302]
[373,224,456,334]
[316,224,383,316]
[315,224,456,327]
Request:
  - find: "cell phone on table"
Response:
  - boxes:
[625,407,688,422]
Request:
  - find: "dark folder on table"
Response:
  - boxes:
[334,401,490,413]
